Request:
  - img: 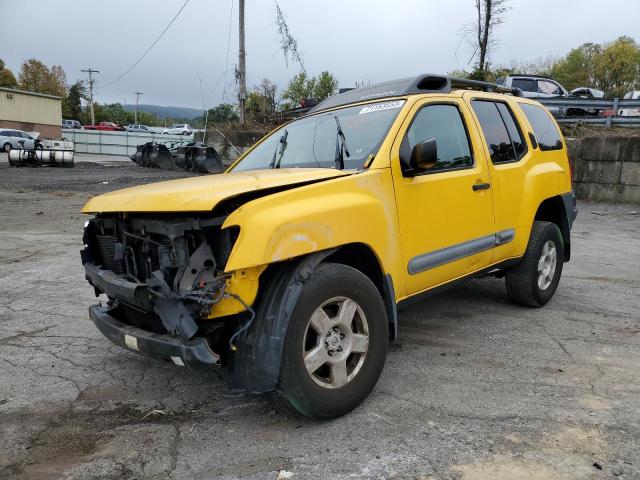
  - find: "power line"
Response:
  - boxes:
[101,0,190,89]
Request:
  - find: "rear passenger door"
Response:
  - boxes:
[464,93,532,263]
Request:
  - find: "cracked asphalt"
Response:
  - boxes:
[0,159,639,479]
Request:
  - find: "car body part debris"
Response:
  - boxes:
[130,141,224,173]
[81,73,577,419]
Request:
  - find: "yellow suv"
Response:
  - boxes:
[81,74,577,419]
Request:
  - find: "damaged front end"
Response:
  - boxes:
[81,214,260,370]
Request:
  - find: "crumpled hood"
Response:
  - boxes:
[82,168,351,213]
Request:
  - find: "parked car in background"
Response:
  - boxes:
[83,122,126,131]
[620,91,640,117]
[0,129,37,152]
[62,119,82,129]
[496,75,605,117]
[126,124,162,133]
[497,75,568,117]
[162,123,192,135]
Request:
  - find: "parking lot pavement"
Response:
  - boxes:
[0,162,639,479]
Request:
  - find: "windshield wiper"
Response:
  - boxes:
[269,129,288,169]
[334,116,350,170]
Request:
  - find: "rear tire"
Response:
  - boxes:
[3,143,11,153]
[506,221,564,307]
[273,262,388,420]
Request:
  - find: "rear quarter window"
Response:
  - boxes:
[511,78,536,92]
[518,103,563,151]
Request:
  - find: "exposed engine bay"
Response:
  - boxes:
[81,214,249,367]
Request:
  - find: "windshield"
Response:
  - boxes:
[231,100,406,171]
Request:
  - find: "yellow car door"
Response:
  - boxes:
[390,97,497,296]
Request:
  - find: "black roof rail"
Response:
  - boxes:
[309,74,522,113]
[449,77,522,96]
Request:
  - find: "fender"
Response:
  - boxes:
[226,249,336,393]
[221,169,407,300]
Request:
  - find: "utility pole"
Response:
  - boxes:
[81,69,99,126]
[237,0,246,124]
[134,91,143,125]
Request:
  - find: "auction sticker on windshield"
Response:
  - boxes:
[359,101,404,115]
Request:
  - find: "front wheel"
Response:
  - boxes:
[273,263,388,419]
[505,221,564,307]
[3,142,11,153]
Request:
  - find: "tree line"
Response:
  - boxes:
[454,36,640,98]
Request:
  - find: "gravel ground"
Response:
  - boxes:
[0,159,639,480]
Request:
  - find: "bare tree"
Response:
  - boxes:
[470,0,511,78]
[274,2,305,72]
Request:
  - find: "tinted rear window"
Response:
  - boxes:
[472,101,521,164]
[495,103,526,159]
[519,103,563,151]
[511,78,536,92]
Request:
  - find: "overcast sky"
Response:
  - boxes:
[2,0,639,109]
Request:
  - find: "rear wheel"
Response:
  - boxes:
[273,263,388,419]
[506,221,564,307]
[3,142,11,153]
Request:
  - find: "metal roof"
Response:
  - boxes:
[0,87,62,100]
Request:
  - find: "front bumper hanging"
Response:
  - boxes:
[89,304,220,369]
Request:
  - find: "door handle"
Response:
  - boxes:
[472,182,491,191]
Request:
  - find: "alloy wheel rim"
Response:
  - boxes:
[302,296,369,389]
[537,240,557,290]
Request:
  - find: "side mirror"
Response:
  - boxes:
[410,138,438,172]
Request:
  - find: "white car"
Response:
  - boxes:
[0,129,38,152]
[619,91,640,117]
[162,124,193,135]
[126,124,163,133]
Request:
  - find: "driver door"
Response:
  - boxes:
[390,98,496,295]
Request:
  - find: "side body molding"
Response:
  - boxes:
[408,228,515,275]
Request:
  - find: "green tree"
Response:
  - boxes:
[62,81,85,120]
[95,103,129,125]
[246,78,279,120]
[551,43,601,91]
[282,72,315,107]
[0,59,18,88]
[18,58,67,96]
[282,71,338,108]
[313,71,338,100]
[593,36,640,97]
[205,103,239,123]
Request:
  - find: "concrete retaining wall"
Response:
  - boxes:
[567,136,640,203]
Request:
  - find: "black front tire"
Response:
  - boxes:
[273,262,388,420]
[506,221,564,307]
[3,143,11,153]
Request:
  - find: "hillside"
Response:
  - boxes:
[122,104,202,120]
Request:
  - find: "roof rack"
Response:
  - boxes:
[309,74,522,113]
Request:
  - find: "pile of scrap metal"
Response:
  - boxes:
[130,141,224,173]
[8,138,74,168]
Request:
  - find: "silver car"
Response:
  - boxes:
[0,129,37,152]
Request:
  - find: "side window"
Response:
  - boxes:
[404,104,473,173]
[511,78,535,92]
[472,100,526,164]
[496,103,526,159]
[519,103,563,151]
[537,80,562,95]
